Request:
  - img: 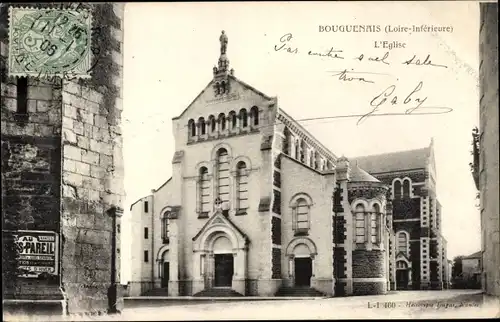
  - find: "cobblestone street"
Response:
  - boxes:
[4,290,499,321]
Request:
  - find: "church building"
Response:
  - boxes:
[128,31,448,297]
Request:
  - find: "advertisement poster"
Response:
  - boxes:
[6,230,59,278]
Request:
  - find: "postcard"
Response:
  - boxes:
[1,1,499,321]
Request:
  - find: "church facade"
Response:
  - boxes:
[128,31,448,297]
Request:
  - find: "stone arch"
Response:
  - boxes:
[369,199,383,212]
[230,155,252,173]
[228,111,237,129]
[218,113,226,131]
[195,161,213,176]
[211,142,233,161]
[402,177,412,198]
[396,230,410,256]
[210,235,233,254]
[196,225,242,253]
[392,178,402,199]
[239,108,248,127]
[157,244,170,262]
[188,119,196,137]
[351,198,369,210]
[198,117,206,135]
[289,192,313,208]
[208,114,216,133]
[285,237,318,257]
[250,106,259,126]
[396,259,409,269]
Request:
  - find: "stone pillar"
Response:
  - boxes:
[191,252,204,295]
[232,250,246,295]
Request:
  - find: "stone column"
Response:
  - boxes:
[192,252,204,295]
[232,250,246,295]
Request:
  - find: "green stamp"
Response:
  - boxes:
[8,6,92,79]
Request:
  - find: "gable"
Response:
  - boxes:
[192,210,248,243]
[173,75,274,123]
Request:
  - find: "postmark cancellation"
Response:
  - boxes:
[7,6,93,79]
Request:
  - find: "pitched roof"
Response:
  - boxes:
[463,251,482,259]
[172,75,273,120]
[351,147,430,174]
[349,164,380,183]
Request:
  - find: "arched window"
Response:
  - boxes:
[199,167,211,214]
[198,117,206,135]
[397,231,408,256]
[209,115,216,133]
[371,204,381,244]
[162,211,170,243]
[219,113,226,131]
[355,204,366,243]
[394,180,402,199]
[216,148,230,205]
[283,128,291,155]
[229,111,237,129]
[214,83,220,95]
[236,161,249,211]
[403,179,411,198]
[240,109,248,128]
[188,119,196,137]
[221,81,226,94]
[250,106,259,126]
[300,141,307,163]
[295,198,310,234]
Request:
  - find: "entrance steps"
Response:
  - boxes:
[193,288,244,297]
[275,286,326,297]
[141,287,169,296]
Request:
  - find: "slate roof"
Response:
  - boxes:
[463,251,482,259]
[349,164,380,183]
[351,147,430,174]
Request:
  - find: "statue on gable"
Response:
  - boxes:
[220,30,228,55]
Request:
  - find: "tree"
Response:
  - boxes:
[451,256,465,289]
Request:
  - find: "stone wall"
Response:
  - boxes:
[59,3,125,313]
[1,54,63,299]
[1,2,125,314]
[479,2,500,297]
[352,250,387,295]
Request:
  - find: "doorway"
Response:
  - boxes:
[396,269,409,290]
[294,257,312,287]
[214,254,234,287]
[162,262,169,290]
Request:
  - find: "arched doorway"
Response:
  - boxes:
[294,244,313,287]
[161,251,169,289]
[192,211,249,295]
[396,260,410,290]
[212,236,234,287]
[285,237,317,288]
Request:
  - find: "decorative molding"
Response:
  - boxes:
[260,135,273,151]
[206,92,241,105]
[258,197,271,212]
[276,112,337,162]
[172,150,184,164]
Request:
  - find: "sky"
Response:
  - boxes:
[120,1,481,284]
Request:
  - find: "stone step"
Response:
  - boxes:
[275,286,326,297]
[193,288,244,297]
[141,288,169,296]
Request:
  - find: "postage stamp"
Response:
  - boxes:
[7,6,92,79]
